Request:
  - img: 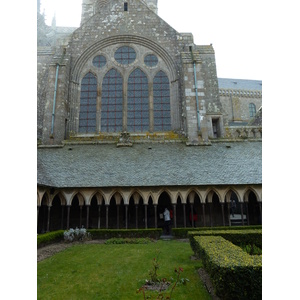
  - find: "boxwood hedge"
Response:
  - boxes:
[192,235,262,300]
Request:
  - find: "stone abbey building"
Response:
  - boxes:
[37,0,262,233]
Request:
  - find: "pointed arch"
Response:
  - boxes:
[79,72,97,133]
[224,187,242,203]
[153,70,171,131]
[127,68,149,132]
[101,68,123,132]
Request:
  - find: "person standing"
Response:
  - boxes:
[163,208,171,235]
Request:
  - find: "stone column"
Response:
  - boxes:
[67,205,70,230]
[98,205,101,229]
[47,206,51,232]
[173,204,177,228]
[221,203,225,226]
[190,204,194,227]
[61,205,65,229]
[86,205,90,229]
[135,205,139,229]
[125,205,128,229]
[117,205,120,229]
[245,202,250,226]
[37,206,40,232]
[154,204,157,228]
[240,203,244,226]
[106,205,109,229]
[183,204,186,228]
[209,203,213,227]
[202,203,206,227]
[79,205,83,228]
[227,202,231,226]
[144,205,148,229]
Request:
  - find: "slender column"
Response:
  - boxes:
[190,204,194,227]
[47,206,51,232]
[135,205,138,229]
[209,203,213,227]
[37,206,40,232]
[98,205,101,229]
[154,204,157,228]
[240,203,244,226]
[227,202,231,226]
[258,202,262,224]
[245,203,250,225]
[86,205,90,229]
[144,205,148,229]
[106,205,109,229]
[202,203,206,227]
[183,204,186,228]
[67,205,70,229]
[79,205,83,228]
[125,205,128,229]
[173,204,177,228]
[61,205,65,229]
[221,203,225,226]
[117,205,120,229]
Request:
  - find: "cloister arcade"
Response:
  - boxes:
[37,185,262,233]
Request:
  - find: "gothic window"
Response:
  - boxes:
[127,68,149,132]
[249,103,256,118]
[92,55,106,68]
[79,72,97,133]
[153,71,171,131]
[114,46,136,65]
[101,69,123,132]
[144,54,158,67]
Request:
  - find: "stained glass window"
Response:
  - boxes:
[114,46,136,65]
[92,55,106,68]
[144,54,158,67]
[153,71,171,131]
[127,68,149,132]
[101,69,123,132]
[79,72,97,133]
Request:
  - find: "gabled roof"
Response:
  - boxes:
[37,142,262,188]
[218,78,262,91]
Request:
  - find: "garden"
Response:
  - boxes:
[37,227,262,299]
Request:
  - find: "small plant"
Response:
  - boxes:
[138,250,188,299]
[63,227,91,242]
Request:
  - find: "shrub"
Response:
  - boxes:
[193,235,262,300]
[87,228,162,240]
[104,237,153,245]
[37,230,64,248]
[64,227,91,242]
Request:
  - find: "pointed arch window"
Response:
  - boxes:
[101,69,123,132]
[127,68,149,132]
[79,72,97,133]
[153,71,171,131]
[249,103,256,118]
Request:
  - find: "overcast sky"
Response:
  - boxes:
[39,0,265,80]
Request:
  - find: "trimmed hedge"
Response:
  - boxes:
[37,230,65,248]
[193,235,262,300]
[87,228,162,240]
[172,225,262,238]
[188,229,262,252]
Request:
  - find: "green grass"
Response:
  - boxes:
[37,240,211,300]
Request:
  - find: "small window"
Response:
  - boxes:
[249,103,256,118]
[92,55,106,68]
[144,54,158,67]
[114,46,136,65]
[124,2,128,11]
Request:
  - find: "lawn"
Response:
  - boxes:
[37,240,211,300]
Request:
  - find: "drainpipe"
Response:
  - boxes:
[51,63,60,136]
[190,46,201,131]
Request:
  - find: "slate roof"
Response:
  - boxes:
[37,142,262,188]
[218,78,262,91]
